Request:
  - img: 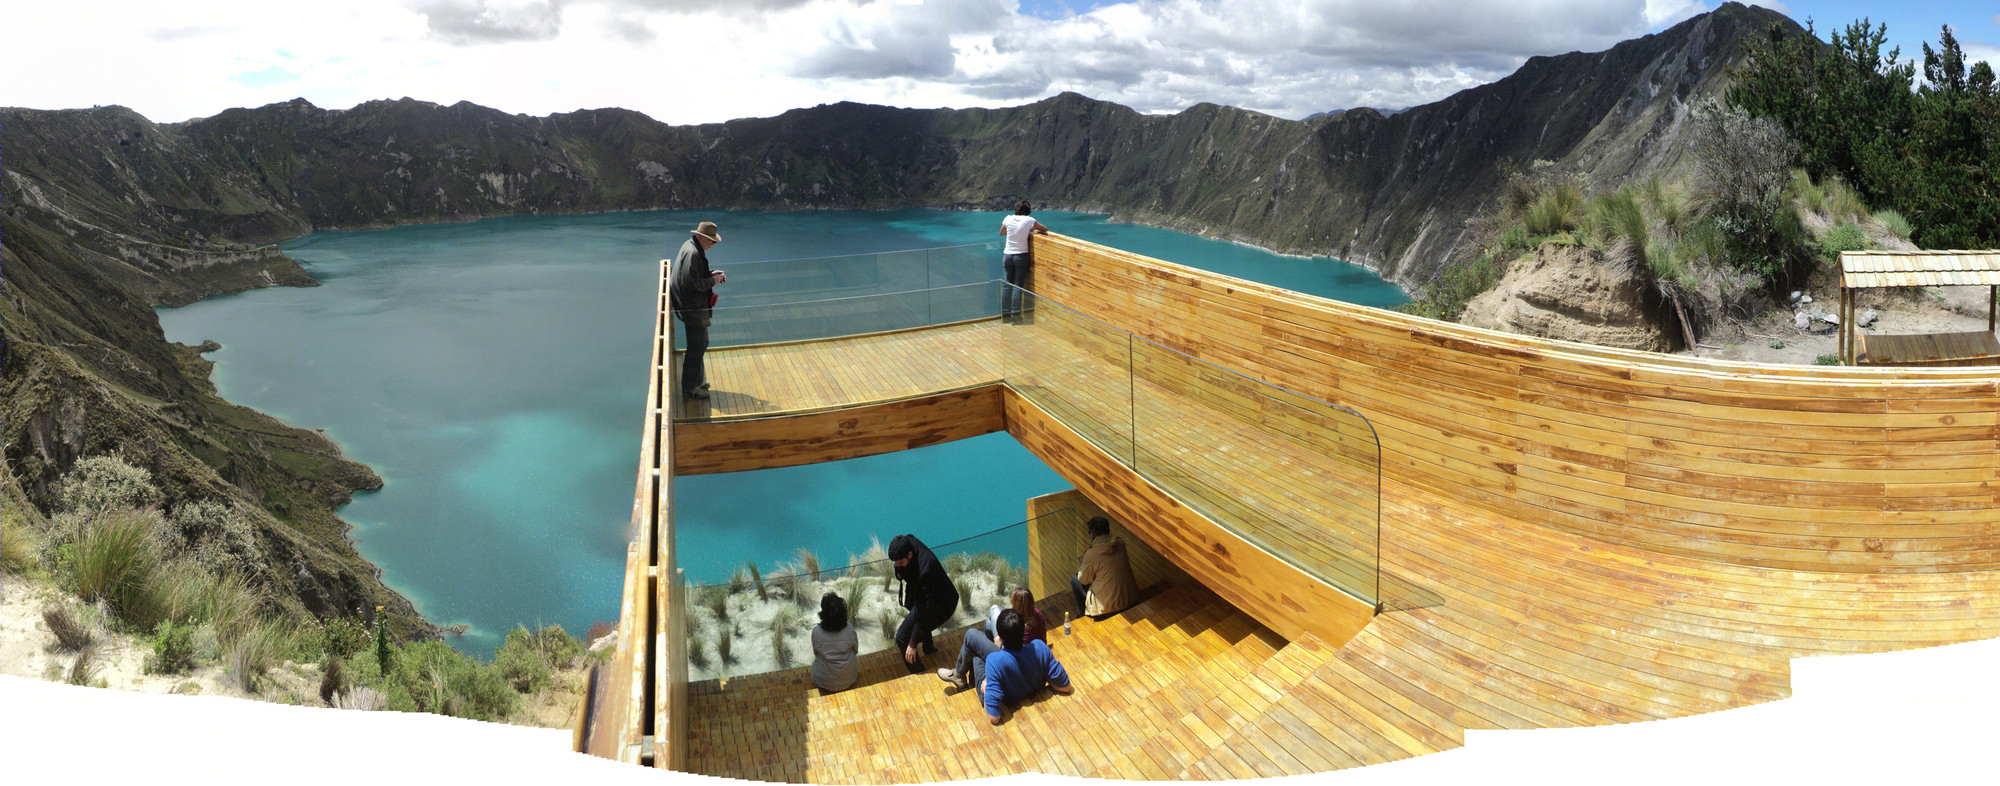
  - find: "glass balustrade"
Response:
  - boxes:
[679,509,1071,681]
[668,248,1383,628]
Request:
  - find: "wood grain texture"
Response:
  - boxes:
[674,386,1007,475]
[1031,233,2000,572]
[1026,489,1194,603]
[1005,387,1379,646]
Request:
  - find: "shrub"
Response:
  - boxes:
[701,585,730,625]
[1586,190,1652,269]
[69,510,165,630]
[768,606,798,669]
[717,624,735,666]
[687,622,711,671]
[956,579,976,612]
[58,456,160,520]
[2,508,38,575]
[1819,222,1870,265]
[1825,176,1868,220]
[334,686,386,711]
[1688,100,1805,285]
[1769,339,1786,350]
[495,627,554,693]
[42,604,95,652]
[1524,185,1583,236]
[66,647,102,687]
[320,656,349,705]
[1400,251,1509,322]
[227,621,298,694]
[164,500,264,576]
[794,548,822,581]
[146,620,198,675]
[1816,354,1843,366]
[149,559,212,629]
[387,640,516,719]
[1792,168,1827,213]
[747,562,766,601]
[1641,176,1690,232]
[309,617,372,661]
[1872,210,1912,239]
[374,607,392,675]
[205,572,265,649]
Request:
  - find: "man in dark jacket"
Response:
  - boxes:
[671,221,726,399]
[888,533,959,673]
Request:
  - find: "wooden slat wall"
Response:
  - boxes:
[1006,388,1377,646]
[1031,234,2000,573]
[673,386,1007,475]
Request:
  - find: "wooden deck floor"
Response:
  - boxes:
[673,321,1006,421]
[689,486,2000,782]
[684,469,2000,781]
[672,317,2000,781]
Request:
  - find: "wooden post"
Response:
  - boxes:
[1840,286,1853,366]
[1989,285,1995,334]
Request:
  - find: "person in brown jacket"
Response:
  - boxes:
[1070,516,1137,619]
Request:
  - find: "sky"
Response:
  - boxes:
[7,1,1997,127]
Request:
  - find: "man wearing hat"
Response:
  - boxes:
[671,221,727,399]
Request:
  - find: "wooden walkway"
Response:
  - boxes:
[684,472,2000,782]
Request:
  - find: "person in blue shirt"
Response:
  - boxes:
[957,608,1072,725]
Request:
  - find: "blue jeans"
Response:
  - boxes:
[1001,253,1032,318]
[955,627,1000,684]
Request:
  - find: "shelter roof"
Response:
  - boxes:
[1840,250,2000,289]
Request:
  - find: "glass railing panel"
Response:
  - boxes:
[713,242,999,307]
[680,508,1072,681]
[997,292,1135,464]
[700,280,1002,347]
[1129,337,1381,605]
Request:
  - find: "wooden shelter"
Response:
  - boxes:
[1839,250,2000,366]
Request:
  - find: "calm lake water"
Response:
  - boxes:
[155,209,1404,656]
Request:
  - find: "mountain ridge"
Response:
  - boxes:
[0,2,1804,629]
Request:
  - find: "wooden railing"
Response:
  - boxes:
[1030,234,2000,572]
[576,257,689,766]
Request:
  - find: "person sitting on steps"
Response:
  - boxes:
[937,608,1072,726]
[1072,515,1137,621]
[889,533,959,674]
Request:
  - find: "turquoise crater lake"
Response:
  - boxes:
[155,209,1405,657]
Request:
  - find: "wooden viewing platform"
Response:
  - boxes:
[579,233,2000,779]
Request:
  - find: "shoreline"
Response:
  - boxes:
[153,204,1407,653]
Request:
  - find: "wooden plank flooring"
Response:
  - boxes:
[674,314,2000,783]
[685,474,2000,782]
[673,321,1007,421]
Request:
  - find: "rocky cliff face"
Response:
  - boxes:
[0,3,1799,626]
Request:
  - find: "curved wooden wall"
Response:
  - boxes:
[1030,234,2000,573]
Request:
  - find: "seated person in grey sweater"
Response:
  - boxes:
[810,593,859,692]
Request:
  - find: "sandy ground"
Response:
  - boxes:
[1693,284,1994,365]
[685,561,1020,682]
[1,572,582,727]
[0,576,301,699]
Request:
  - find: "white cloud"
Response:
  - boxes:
[12,0,1739,126]
[408,0,567,44]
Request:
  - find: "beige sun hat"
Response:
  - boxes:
[693,221,722,244]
